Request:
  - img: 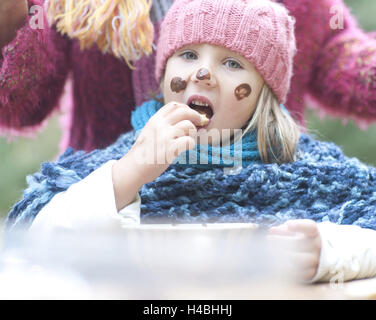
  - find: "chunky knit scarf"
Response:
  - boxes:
[5,100,376,231]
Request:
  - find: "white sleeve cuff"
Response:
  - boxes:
[308,221,376,283]
[30,160,141,234]
[118,193,141,225]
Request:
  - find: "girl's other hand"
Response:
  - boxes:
[0,0,28,49]
[268,219,322,282]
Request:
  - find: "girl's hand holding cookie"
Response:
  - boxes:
[128,101,206,184]
[112,102,205,210]
[268,219,322,282]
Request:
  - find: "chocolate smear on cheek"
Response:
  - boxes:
[170,77,187,93]
[234,83,252,101]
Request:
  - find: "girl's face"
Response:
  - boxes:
[162,43,264,145]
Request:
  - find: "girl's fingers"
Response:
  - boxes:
[303,267,319,282]
[152,102,205,134]
[175,135,196,151]
[266,234,301,251]
[172,120,198,139]
[268,223,294,236]
[157,101,185,116]
[293,266,319,283]
[285,219,319,238]
[267,233,319,253]
[166,104,205,127]
[268,221,321,282]
[267,236,320,281]
[287,252,320,282]
[165,136,196,163]
[286,251,319,270]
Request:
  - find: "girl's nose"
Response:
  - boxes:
[191,67,217,88]
[196,68,211,80]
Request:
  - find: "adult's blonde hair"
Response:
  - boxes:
[45,0,154,68]
[241,85,301,164]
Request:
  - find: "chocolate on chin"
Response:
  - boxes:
[170,77,187,93]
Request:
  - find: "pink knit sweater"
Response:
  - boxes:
[1,0,376,151]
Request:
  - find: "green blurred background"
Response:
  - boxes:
[0,0,376,226]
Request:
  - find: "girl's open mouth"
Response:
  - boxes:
[187,96,214,126]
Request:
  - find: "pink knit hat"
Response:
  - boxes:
[155,0,297,103]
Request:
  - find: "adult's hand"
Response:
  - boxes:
[0,0,28,49]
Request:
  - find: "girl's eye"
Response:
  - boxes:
[224,59,243,69]
[180,51,198,60]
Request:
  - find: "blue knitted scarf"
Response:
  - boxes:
[5,99,376,231]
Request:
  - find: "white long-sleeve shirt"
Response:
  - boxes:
[30,161,140,234]
[30,161,376,283]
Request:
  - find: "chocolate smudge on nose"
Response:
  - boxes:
[196,68,211,80]
[170,77,187,93]
[234,83,252,100]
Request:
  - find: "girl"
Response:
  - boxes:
[1,0,376,151]
[5,0,376,284]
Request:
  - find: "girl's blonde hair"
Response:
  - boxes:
[241,84,301,164]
